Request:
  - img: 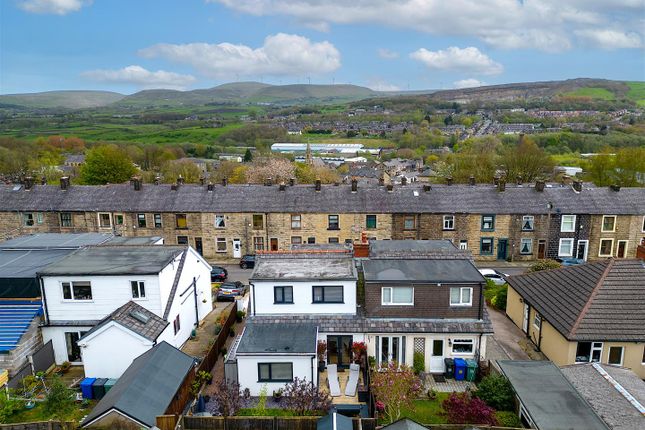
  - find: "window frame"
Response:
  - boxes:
[252,214,264,230]
[449,287,473,307]
[598,238,614,257]
[98,212,112,229]
[131,280,146,299]
[558,238,575,257]
[290,236,302,245]
[328,237,339,244]
[61,281,93,301]
[575,341,603,363]
[533,312,542,330]
[451,339,474,355]
[291,214,301,230]
[216,237,227,252]
[312,285,344,304]
[114,214,124,226]
[328,214,340,230]
[154,213,162,228]
[274,286,294,304]
[443,215,455,231]
[608,346,624,366]
[257,362,293,383]
[173,314,181,335]
[307,237,316,244]
[480,237,494,255]
[521,215,534,231]
[459,240,468,250]
[215,214,226,229]
[616,240,628,258]
[381,286,414,306]
[366,214,377,230]
[177,236,189,246]
[601,215,616,233]
[403,216,415,231]
[253,236,264,251]
[520,238,533,255]
[175,214,188,229]
[59,212,73,228]
[561,215,576,233]
[137,213,147,228]
[481,215,495,232]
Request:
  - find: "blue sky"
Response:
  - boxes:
[1,0,644,94]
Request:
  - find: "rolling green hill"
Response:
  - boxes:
[0,90,124,109]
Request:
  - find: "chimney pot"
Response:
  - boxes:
[468,176,475,186]
[386,184,394,192]
[351,179,358,192]
[315,179,321,191]
[132,177,142,191]
[289,177,295,186]
[498,179,506,192]
[59,176,70,190]
[572,180,582,192]
[378,176,385,186]
[610,184,621,192]
[446,176,453,186]
[207,182,214,192]
[535,180,545,192]
[423,184,431,192]
[222,178,228,186]
[41,176,46,186]
[24,176,34,190]
[265,178,273,186]
[279,182,286,191]
[401,177,407,186]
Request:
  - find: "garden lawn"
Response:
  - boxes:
[379,393,450,425]
[3,400,95,423]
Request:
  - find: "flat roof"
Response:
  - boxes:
[250,257,357,281]
[498,360,608,430]
[362,259,484,283]
[0,233,113,249]
[103,236,163,245]
[370,240,457,254]
[236,323,317,355]
[39,246,185,276]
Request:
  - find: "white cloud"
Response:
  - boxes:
[453,78,485,89]
[367,79,400,92]
[17,0,90,15]
[81,65,196,90]
[378,48,399,59]
[410,47,503,75]
[210,0,643,51]
[575,29,643,49]
[139,33,341,78]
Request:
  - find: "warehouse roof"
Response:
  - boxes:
[363,259,485,284]
[507,259,645,341]
[1,183,643,214]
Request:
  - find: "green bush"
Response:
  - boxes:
[495,410,522,427]
[413,351,425,374]
[474,375,515,411]
[490,286,508,311]
[528,259,561,272]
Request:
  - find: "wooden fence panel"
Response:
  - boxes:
[356,418,376,430]
[182,416,226,430]
[0,423,75,430]
[225,417,274,430]
[156,414,178,430]
[275,417,317,430]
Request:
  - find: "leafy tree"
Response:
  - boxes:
[412,351,425,374]
[210,379,242,416]
[500,135,553,183]
[474,375,515,411]
[0,390,21,422]
[283,377,332,416]
[243,148,253,162]
[245,158,295,184]
[528,259,562,272]
[43,375,75,420]
[80,144,137,185]
[370,362,422,423]
[161,159,202,183]
[613,147,645,187]
[584,148,614,186]
[443,392,498,425]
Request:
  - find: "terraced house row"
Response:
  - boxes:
[1,178,644,262]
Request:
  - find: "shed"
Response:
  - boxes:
[317,412,353,430]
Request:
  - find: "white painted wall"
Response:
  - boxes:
[42,325,94,364]
[236,355,317,396]
[251,280,356,315]
[78,323,153,378]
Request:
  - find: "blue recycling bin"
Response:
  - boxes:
[80,378,96,399]
[454,358,467,381]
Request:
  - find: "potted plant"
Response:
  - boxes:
[272,388,283,402]
[351,341,367,364]
[236,310,246,323]
[60,361,71,374]
[317,341,327,372]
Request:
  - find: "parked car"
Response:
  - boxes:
[210,266,228,282]
[216,281,246,301]
[556,257,585,266]
[239,254,256,269]
[478,269,509,286]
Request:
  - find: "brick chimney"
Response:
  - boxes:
[222,178,228,186]
[572,180,582,192]
[132,177,142,191]
[535,180,545,192]
[378,176,385,186]
[423,184,431,192]
[24,176,34,190]
[289,177,295,186]
[610,184,621,192]
[468,176,475,186]
[401,177,407,186]
[207,182,214,191]
[265,178,273,186]
[446,177,453,186]
[498,178,506,192]
[279,182,286,191]
[60,176,70,190]
[351,179,358,193]
[315,179,321,191]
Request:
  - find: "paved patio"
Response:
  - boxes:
[182,301,234,359]
[423,374,476,393]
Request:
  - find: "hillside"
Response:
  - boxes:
[0,90,124,109]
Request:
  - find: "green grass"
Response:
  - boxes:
[563,87,615,100]
[3,400,95,423]
[379,394,451,425]
[626,81,645,107]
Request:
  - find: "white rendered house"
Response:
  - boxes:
[39,245,212,377]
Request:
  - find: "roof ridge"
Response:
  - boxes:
[162,249,187,320]
[570,258,615,338]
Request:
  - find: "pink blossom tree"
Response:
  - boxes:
[370,362,422,423]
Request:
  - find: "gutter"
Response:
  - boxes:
[251,282,256,316]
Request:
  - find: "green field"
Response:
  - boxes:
[563,87,615,101]
[626,82,645,107]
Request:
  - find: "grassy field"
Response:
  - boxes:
[563,87,615,100]
[626,82,645,107]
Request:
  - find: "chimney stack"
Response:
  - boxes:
[279,182,286,191]
[154,176,161,185]
[315,179,321,191]
[177,175,184,186]
[59,176,70,190]
[207,182,214,192]
[386,184,393,192]
[446,177,453,186]
[132,177,142,191]
[41,176,46,186]
[610,184,621,192]
[572,180,582,192]
[401,177,407,186]
[378,176,385,186]
[171,184,178,191]
[351,179,358,193]
[516,175,522,185]
[24,176,34,191]
[265,178,273,186]
[222,178,228,186]
[423,184,431,192]
[498,178,506,192]
[535,180,545,192]
[468,176,476,186]
[199,177,205,186]
[289,177,295,186]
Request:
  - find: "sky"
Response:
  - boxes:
[1,0,644,94]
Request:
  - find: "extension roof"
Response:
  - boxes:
[81,341,195,428]
[362,259,485,284]
[236,322,317,355]
[507,259,645,341]
[79,301,168,344]
[1,183,643,214]
[251,257,357,281]
[38,245,185,276]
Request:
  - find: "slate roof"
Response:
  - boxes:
[507,259,645,341]
[368,240,472,260]
[79,301,168,343]
[362,259,485,284]
[498,360,608,430]
[236,323,318,354]
[38,245,185,276]
[82,341,195,428]
[382,418,428,430]
[251,257,357,281]
[1,183,643,214]
[0,233,113,249]
[561,364,645,430]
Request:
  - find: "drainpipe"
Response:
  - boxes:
[251,283,256,316]
[193,277,199,327]
[537,317,543,351]
[264,212,269,251]
[38,275,50,325]
[478,282,483,320]
[477,333,483,363]
[311,356,315,389]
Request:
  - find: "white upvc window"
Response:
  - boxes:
[443,215,455,230]
[601,215,616,232]
[575,342,603,363]
[449,287,472,306]
[378,335,403,366]
[451,338,474,355]
[598,238,614,257]
[215,214,226,228]
[216,237,227,252]
[61,281,93,301]
[558,238,574,257]
[381,287,414,306]
[98,212,112,229]
[520,238,533,254]
[561,215,576,232]
[459,240,468,250]
[522,215,534,231]
[608,346,624,366]
[131,280,146,299]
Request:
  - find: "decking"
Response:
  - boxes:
[319,367,364,405]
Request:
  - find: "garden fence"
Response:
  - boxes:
[179,416,376,430]
[0,422,76,430]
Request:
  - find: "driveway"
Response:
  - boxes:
[487,304,530,360]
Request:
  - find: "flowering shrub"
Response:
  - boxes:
[283,377,332,416]
[442,392,498,425]
[351,341,367,362]
[370,362,422,423]
[375,400,385,412]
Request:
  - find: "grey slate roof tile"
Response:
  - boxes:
[80,301,169,343]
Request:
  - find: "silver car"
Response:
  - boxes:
[479,269,509,286]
